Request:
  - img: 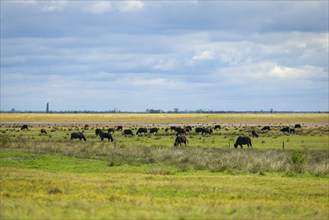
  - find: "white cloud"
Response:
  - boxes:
[84,1,144,14]
[132,78,185,89]
[39,0,68,12]
[86,1,112,14]
[152,59,178,71]
[17,0,37,5]
[269,65,326,80]
[192,50,213,61]
[118,1,144,12]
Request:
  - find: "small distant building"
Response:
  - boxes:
[146,109,162,113]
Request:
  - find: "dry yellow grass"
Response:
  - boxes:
[0,113,328,125]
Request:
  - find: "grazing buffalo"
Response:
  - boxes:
[136,127,148,135]
[294,124,302,129]
[280,127,295,133]
[201,128,212,135]
[196,127,212,135]
[184,126,192,132]
[251,130,259,138]
[108,128,115,133]
[195,127,204,133]
[214,125,221,130]
[71,132,86,141]
[261,126,271,131]
[99,131,113,142]
[175,127,186,136]
[123,129,134,136]
[21,124,28,130]
[234,136,252,149]
[116,126,123,131]
[174,136,188,147]
[40,129,47,135]
[95,128,102,136]
[149,128,159,134]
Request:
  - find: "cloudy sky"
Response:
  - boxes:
[1,0,328,112]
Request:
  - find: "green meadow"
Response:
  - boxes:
[0,113,328,219]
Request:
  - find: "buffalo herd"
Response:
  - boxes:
[19,123,302,148]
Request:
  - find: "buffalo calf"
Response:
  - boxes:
[261,126,270,131]
[251,130,259,138]
[21,124,28,130]
[40,129,47,135]
[99,131,113,142]
[174,136,188,147]
[123,129,134,136]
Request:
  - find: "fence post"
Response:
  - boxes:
[282,142,285,151]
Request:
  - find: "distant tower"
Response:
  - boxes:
[46,103,49,113]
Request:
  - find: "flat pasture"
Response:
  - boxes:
[1,113,328,219]
[1,165,328,219]
[1,112,328,125]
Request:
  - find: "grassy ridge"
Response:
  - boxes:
[1,142,328,176]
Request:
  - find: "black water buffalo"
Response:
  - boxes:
[251,130,259,138]
[195,127,204,133]
[184,126,192,132]
[136,127,148,135]
[175,127,186,136]
[71,132,86,141]
[280,127,295,133]
[234,136,252,148]
[21,124,28,130]
[95,128,102,136]
[294,124,302,129]
[99,131,113,142]
[116,126,123,131]
[195,127,212,135]
[214,125,221,130]
[280,127,289,132]
[261,126,271,131]
[40,129,47,135]
[123,129,134,136]
[108,128,115,133]
[174,136,188,147]
[201,128,212,135]
[149,128,159,134]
